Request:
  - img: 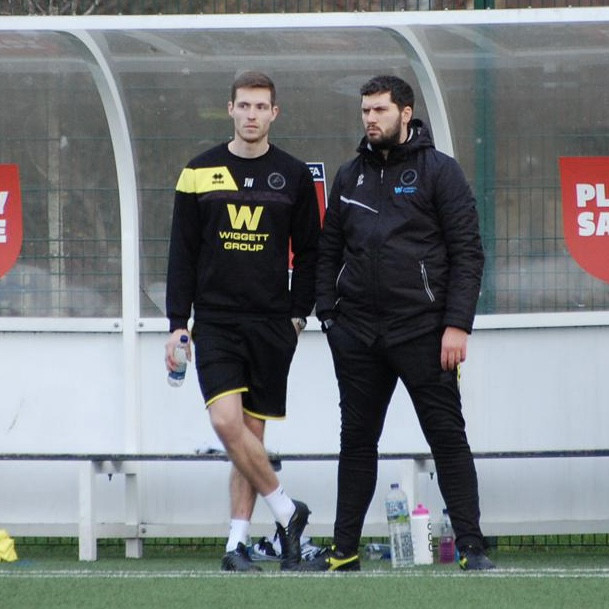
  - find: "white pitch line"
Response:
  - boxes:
[1,568,609,579]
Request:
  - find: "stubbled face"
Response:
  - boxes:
[361,91,412,149]
[228,87,278,145]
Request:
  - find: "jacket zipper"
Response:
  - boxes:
[419,260,435,302]
[373,168,384,318]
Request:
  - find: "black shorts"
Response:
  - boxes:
[191,318,298,420]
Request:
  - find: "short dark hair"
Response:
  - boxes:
[360,75,414,111]
[231,71,276,106]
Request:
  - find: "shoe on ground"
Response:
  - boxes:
[300,537,323,562]
[250,536,280,562]
[458,545,495,571]
[275,500,311,570]
[297,546,360,572]
[251,533,320,562]
[221,542,262,572]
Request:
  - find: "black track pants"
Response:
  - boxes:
[326,324,484,555]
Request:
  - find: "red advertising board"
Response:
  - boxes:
[306,162,328,224]
[289,162,327,269]
[0,164,23,277]
[559,157,609,283]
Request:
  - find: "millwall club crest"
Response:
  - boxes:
[400,169,417,185]
[559,157,609,283]
[0,164,22,278]
[267,172,286,190]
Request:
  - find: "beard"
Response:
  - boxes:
[366,118,402,151]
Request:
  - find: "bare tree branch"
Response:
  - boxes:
[83,0,103,15]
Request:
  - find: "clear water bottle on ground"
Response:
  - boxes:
[385,482,414,568]
[364,542,391,561]
[438,508,456,564]
[411,503,433,565]
[167,334,189,387]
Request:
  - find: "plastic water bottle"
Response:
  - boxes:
[167,334,189,387]
[364,542,391,561]
[385,483,414,568]
[438,508,456,564]
[411,503,433,565]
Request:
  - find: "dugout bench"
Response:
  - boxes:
[1,449,608,561]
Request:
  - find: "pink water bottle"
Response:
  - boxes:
[438,508,456,564]
[411,503,433,565]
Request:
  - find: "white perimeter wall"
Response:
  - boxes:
[1,322,608,539]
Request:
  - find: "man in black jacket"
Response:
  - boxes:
[307,75,493,571]
[165,71,320,572]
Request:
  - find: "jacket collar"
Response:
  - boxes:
[356,118,434,166]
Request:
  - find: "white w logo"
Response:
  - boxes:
[227,204,264,230]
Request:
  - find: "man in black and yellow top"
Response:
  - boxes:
[165,72,320,572]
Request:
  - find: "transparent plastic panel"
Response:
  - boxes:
[110,28,426,317]
[4,21,608,319]
[413,23,609,313]
[118,23,609,318]
[0,31,121,317]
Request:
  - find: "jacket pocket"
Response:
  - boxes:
[419,260,436,302]
[335,260,368,303]
[336,262,347,293]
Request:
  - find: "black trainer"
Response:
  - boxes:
[275,500,311,570]
[297,545,360,572]
[458,545,495,571]
[221,542,262,572]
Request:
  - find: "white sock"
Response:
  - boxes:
[263,485,295,528]
[226,519,250,552]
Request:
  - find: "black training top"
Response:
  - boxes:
[166,143,321,332]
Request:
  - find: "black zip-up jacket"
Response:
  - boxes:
[166,143,320,332]
[316,119,484,347]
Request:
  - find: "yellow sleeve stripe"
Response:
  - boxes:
[176,166,239,194]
